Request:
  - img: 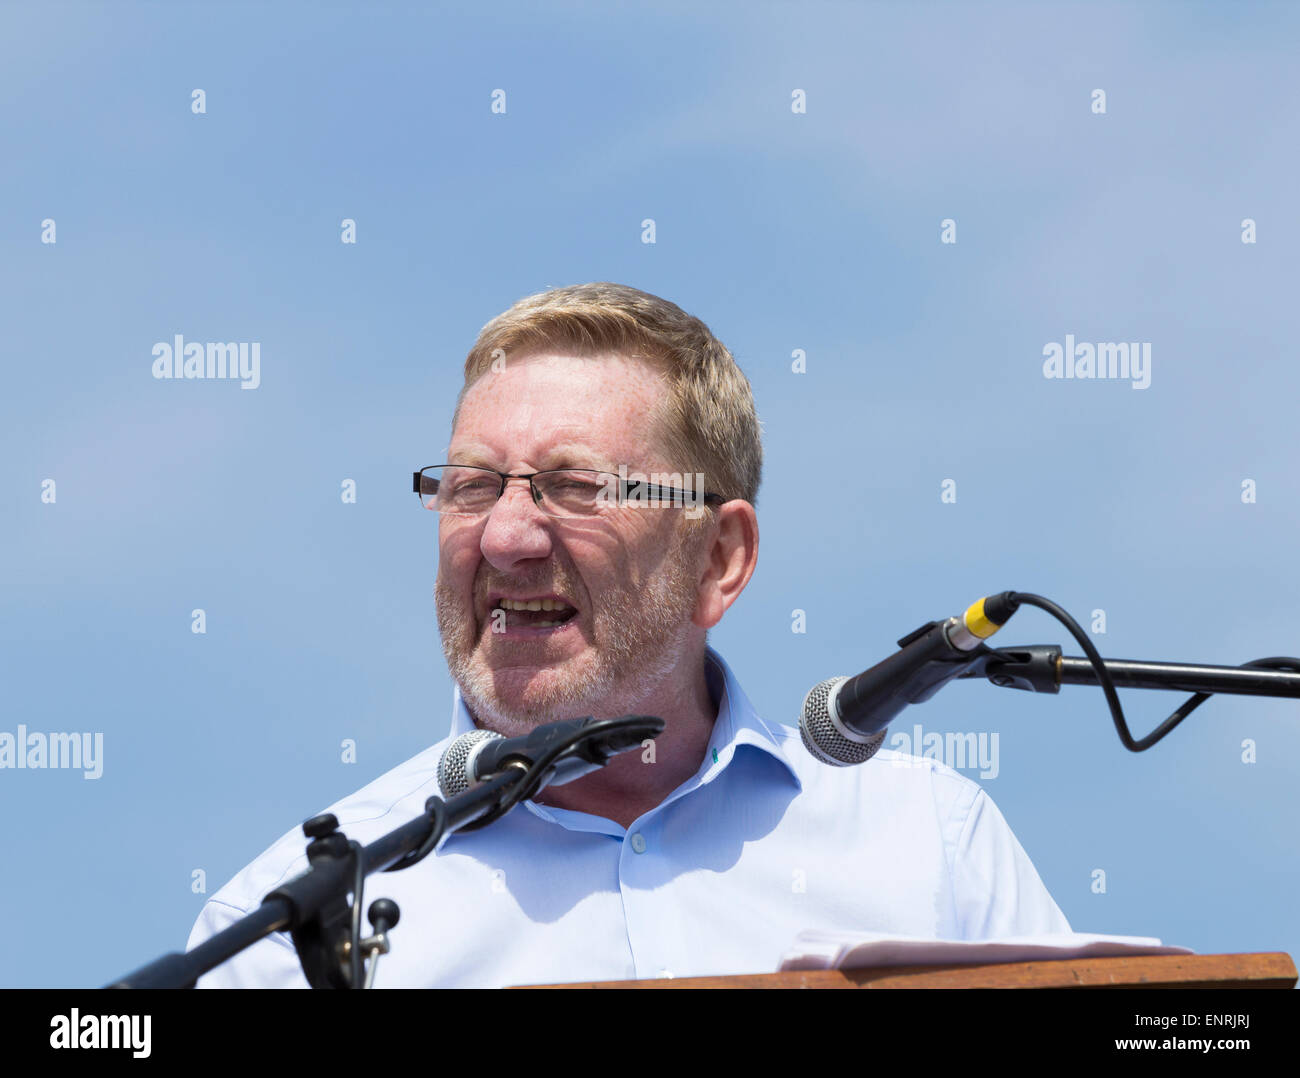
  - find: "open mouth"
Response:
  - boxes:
[489,596,580,633]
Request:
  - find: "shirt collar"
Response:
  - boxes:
[448,646,802,791]
[699,645,802,790]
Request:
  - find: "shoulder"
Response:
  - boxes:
[770,721,985,815]
[767,724,1069,933]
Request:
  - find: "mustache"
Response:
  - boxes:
[476,574,579,604]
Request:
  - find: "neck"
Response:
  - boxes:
[526,648,719,830]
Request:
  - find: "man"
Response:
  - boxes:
[188,282,1070,987]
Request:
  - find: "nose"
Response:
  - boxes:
[479,477,555,572]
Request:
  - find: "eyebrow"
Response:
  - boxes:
[448,443,617,472]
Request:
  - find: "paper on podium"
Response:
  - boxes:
[778,931,1194,972]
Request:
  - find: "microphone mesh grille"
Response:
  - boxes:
[437,728,499,798]
[799,677,887,766]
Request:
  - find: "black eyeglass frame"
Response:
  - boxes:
[412,464,727,516]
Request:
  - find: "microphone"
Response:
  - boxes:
[436,716,659,798]
[800,592,1021,766]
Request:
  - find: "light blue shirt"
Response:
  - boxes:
[188,647,1070,987]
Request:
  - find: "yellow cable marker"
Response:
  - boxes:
[963,597,1003,639]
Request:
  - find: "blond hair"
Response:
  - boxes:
[452,282,763,509]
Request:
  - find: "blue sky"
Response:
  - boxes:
[2,0,1298,987]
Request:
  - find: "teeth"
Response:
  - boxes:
[498,598,573,613]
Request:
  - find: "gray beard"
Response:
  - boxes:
[434,523,703,736]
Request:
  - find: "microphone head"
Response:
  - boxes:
[437,728,500,798]
[799,676,887,766]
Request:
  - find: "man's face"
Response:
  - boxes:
[433,351,707,734]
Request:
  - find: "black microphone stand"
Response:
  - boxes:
[107,714,664,989]
[964,645,1300,700]
[941,591,1300,753]
[959,643,1300,751]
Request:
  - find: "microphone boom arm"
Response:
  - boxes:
[963,644,1300,698]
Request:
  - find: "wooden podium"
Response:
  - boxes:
[515,951,1297,989]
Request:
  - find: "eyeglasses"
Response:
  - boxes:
[412,465,726,519]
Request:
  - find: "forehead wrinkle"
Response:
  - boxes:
[451,440,621,472]
[451,354,672,472]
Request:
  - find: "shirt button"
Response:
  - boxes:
[629,833,647,854]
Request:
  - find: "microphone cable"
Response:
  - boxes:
[998,592,1300,752]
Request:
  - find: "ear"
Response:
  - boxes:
[692,501,759,629]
